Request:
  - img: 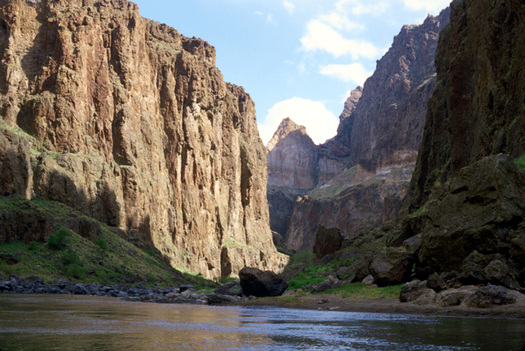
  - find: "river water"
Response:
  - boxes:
[0,295,524,350]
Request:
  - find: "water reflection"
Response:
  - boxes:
[0,295,524,350]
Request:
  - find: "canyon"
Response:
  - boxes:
[267,7,451,253]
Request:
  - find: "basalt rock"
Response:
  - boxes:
[239,267,288,297]
[406,0,525,213]
[414,155,525,284]
[0,0,286,278]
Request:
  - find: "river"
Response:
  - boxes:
[0,295,524,350]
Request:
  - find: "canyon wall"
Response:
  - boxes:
[279,9,450,252]
[406,0,525,212]
[0,0,286,278]
[395,0,525,287]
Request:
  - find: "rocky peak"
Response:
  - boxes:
[338,86,362,127]
[320,7,451,177]
[267,117,318,188]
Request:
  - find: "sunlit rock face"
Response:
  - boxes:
[0,0,287,278]
[267,117,318,189]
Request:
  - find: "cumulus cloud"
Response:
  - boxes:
[258,98,339,145]
[283,0,295,14]
[320,63,371,85]
[319,13,363,31]
[403,0,450,12]
[300,20,378,59]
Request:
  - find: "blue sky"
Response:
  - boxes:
[133,0,450,145]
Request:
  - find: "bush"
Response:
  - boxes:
[61,252,81,266]
[95,236,109,251]
[27,241,41,252]
[64,264,86,279]
[47,229,71,250]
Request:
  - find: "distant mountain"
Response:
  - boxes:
[267,8,451,252]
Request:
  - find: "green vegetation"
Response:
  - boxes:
[47,229,71,250]
[323,282,404,299]
[514,152,525,172]
[408,203,427,217]
[285,252,356,290]
[308,166,356,199]
[0,196,214,289]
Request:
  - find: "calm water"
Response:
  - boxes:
[1,295,525,350]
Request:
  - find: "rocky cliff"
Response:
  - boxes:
[267,118,318,189]
[407,0,525,212]
[0,0,286,278]
[280,9,450,252]
[390,0,525,290]
[320,8,450,175]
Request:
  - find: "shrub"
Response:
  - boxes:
[47,229,71,250]
[95,236,109,251]
[27,241,41,252]
[61,252,81,266]
[64,264,86,279]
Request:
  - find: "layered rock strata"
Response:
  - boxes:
[0,0,286,278]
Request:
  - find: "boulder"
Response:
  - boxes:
[335,267,356,282]
[362,275,375,285]
[214,280,242,296]
[313,226,343,259]
[463,285,524,308]
[370,247,413,286]
[416,155,525,279]
[312,276,342,293]
[239,267,288,297]
[400,280,435,304]
[436,286,478,307]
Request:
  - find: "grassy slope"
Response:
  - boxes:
[0,196,213,289]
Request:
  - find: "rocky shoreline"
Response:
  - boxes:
[3,275,525,319]
[0,275,248,306]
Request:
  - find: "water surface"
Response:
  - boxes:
[1,295,524,350]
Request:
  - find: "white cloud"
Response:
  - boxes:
[319,13,363,31]
[283,0,295,14]
[335,0,391,16]
[403,0,450,12]
[300,20,378,59]
[258,98,339,145]
[320,63,371,85]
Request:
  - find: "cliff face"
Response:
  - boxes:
[407,0,525,212]
[267,118,318,189]
[319,8,450,175]
[281,9,450,252]
[395,0,525,288]
[0,0,286,278]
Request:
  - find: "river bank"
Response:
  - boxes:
[241,293,525,319]
[3,275,525,319]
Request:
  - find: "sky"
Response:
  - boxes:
[133,0,451,145]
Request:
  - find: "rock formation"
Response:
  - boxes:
[277,8,451,252]
[267,117,318,189]
[406,0,525,212]
[0,0,286,278]
[390,0,525,290]
[320,8,450,174]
